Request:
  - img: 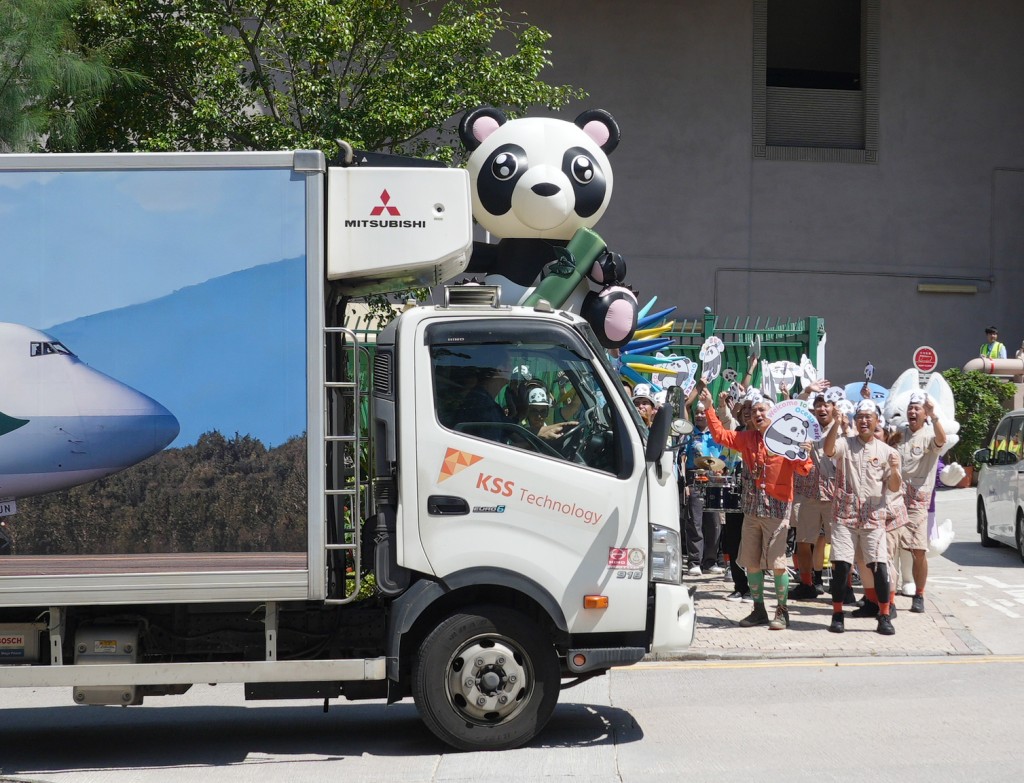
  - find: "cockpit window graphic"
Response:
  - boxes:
[29,341,75,357]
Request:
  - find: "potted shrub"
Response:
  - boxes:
[940,368,1017,485]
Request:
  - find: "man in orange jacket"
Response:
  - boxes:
[700,388,813,630]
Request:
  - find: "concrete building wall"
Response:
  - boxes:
[503,0,1024,385]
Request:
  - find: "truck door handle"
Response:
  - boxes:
[427,495,470,515]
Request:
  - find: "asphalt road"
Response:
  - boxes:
[925,486,1024,654]
[2,656,1022,783]
[2,486,1023,782]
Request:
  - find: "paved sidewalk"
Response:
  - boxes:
[649,487,992,661]
[651,568,989,661]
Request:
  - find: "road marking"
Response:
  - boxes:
[976,575,1022,589]
[927,576,981,591]
[630,656,1024,672]
[962,599,978,607]
[980,598,1020,619]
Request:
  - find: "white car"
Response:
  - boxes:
[975,408,1024,562]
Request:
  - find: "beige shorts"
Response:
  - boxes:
[899,506,929,551]
[886,528,900,573]
[737,514,790,571]
[795,498,833,544]
[831,523,888,565]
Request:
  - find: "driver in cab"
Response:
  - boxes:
[522,386,578,441]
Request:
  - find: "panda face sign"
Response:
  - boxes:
[764,413,810,461]
[460,108,619,240]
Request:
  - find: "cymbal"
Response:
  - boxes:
[695,456,726,472]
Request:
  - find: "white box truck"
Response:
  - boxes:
[0,150,694,750]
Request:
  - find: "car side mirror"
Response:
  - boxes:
[974,447,991,465]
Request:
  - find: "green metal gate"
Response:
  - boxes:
[664,308,826,400]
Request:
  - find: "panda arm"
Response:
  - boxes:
[465,240,499,273]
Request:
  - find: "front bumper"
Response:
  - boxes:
[650,582,696,652]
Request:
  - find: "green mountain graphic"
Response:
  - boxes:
[0,411,30,437]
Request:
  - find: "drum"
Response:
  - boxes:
[723,472,743,511]
[702,474,736,510]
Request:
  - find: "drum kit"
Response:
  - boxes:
[691,456,742,511]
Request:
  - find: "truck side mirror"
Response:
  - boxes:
[645,405,673,464]
[664,386,692,438]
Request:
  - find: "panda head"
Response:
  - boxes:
[765,414,809,460]
[460,107,619,240]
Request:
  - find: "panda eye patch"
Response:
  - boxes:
[571,155,595,184]
[492,152,519,180]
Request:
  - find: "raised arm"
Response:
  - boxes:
[701,388,743,449]
[823,405,843,458]
[924,397,947,449]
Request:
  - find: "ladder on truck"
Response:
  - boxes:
[323,325,373,604]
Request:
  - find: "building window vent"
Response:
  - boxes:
[753,0,879,163]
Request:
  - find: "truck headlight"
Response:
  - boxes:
[650,524,682,584]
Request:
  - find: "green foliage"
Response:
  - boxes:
[940,368,1017,466]
[8,431,309,555]
[0,0,134,151]
[66,0,582,156]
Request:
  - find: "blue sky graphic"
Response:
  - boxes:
[0,165,308,447]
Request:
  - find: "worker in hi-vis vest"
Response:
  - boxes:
[981,326,1006,359]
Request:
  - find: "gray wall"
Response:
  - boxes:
[504,0,1024,386]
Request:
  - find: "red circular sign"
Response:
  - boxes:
[913,346,938,372]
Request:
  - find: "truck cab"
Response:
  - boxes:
[347,287,695,748]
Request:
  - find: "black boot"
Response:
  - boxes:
[850,599,879,618]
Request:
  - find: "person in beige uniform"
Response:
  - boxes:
[824,400,902,635]
[892,390,946,613]
[851,419,908,619]
[788,390,837,600]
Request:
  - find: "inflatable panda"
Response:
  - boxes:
[883,368,960,457]
[458,106,638,349]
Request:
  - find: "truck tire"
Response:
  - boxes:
[412,605,559,751]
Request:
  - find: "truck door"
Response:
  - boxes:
[411,317,649,634]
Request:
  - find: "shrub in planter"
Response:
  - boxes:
[940,368,1017,468]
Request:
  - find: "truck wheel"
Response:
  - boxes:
[412,606,559,751]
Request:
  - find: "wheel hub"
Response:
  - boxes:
[447,638,530,723]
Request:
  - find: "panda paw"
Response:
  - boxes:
[586,250,627,286]
[582,285,638,349]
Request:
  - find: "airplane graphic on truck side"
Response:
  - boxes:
[0,323,180,504]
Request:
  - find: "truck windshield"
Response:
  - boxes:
[575,321,649,438]
[427,320,630,476]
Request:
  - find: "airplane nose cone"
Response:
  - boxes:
[153,412,180,451]
[67,361,181,464]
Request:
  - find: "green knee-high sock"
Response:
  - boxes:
[774,571,790,608]
[748,570,765,604]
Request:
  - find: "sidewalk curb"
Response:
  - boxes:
[645,647,986,662]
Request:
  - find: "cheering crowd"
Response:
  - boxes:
[647,355,946,636]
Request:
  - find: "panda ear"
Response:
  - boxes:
[574,109,620,154]
[460,107,508,151]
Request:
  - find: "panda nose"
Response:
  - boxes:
[531,183,560,197]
